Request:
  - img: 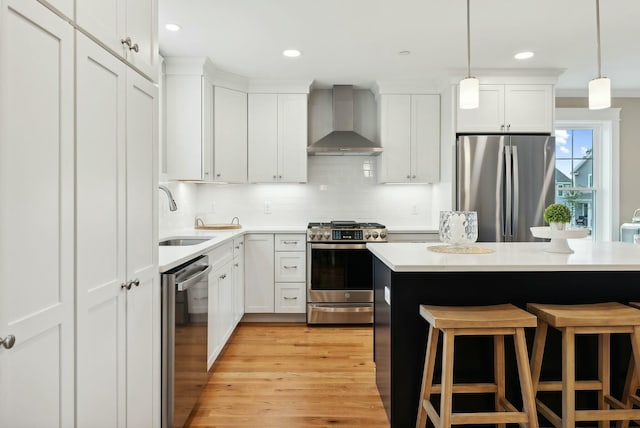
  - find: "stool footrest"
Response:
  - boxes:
[536,379,603,391]
[430,382,498,394]
[450,411,530,424]
[575,408,640,421]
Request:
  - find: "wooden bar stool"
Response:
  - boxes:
[617,301,640,428]
[416,303,539,428]
[527,302,640,428]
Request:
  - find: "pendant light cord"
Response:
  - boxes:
[595,0,602,78]
[466,0,472,78]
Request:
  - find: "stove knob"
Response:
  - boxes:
[323,231,331,239]
[379,231,387,239]
[309,233,315,240]
[372,232,379,239]
[364,232,371,239]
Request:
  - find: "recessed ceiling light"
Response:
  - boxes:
[165,23,181,32]
[398,50,411,56]
[282,49,301,58]
[514,51,534,60]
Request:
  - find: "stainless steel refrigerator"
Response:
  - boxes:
[455,134,556,242]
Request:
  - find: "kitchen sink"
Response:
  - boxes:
[159,238,211,246]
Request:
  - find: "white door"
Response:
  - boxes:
[244,234,275,313]
[278,94,308,183]
[214,86,247,183]
[0,1,74,426]
[76,32,127,428]
[412,94,440,183]
[248,93,278,182]
[125,68,159,428]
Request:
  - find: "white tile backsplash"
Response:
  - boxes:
[159,156,453,232]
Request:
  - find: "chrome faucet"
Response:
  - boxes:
[158,185,178,211]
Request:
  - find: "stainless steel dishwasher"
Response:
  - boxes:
[162,254,211,428]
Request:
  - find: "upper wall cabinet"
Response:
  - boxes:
[165,58,248,183]
[456,84,553,134]
[76,0,159,82]
[38,0,74,20]
[214,87,248,183]
[377,94,440,184]
[248,93,308,183]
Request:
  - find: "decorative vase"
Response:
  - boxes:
[439,211,478,247]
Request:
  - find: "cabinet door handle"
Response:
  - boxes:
[234,263,239,267]
[507,124,511,131]
[0,334,16,349]
[219,273,227,279]
[128,42,139,53]
[500,124,505,131]
[273,175,277,179]
[283,265,298,269]
[121,37,132,48]
[216,173,221,177]
[412,175,416,179]
[121,281,132,290]
[132,278,140,287]
[406,174,411,179]
[279,175,282,179]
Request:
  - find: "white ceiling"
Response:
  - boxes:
[158,0,640,95]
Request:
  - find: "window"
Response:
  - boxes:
[555,108,621,241]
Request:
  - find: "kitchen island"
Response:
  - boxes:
[367,240,640,427]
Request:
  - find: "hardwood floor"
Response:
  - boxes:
[186,322,390,427]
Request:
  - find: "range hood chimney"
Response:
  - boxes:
[307,85,382,156]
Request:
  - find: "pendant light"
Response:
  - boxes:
[459,0,479,109]
[589,0,611,109]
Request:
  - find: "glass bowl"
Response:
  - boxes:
[439,211,478,247]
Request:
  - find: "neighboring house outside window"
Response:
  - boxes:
[555,108,621,241]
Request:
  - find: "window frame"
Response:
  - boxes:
[555,108,621,241]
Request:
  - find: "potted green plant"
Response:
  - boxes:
[544,203,572,230]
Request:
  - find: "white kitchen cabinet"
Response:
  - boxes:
[377,94,440,184]
[75,32,159,428]
[248,93,308,183]
[165,59,247,183]
[214,86,248,183]
[273,234,306,314]
[76,0,159,81]
[38,0,73,20]
[456,84,553,133]
[232,237,245,324]
[244,234,275,313]
[165,69,213,181]
[207,242,234,368]
[0,1,74,426]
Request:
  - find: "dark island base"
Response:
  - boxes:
[373,258,640,428]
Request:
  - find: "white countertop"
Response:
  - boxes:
[159,225,306,272]
[366,240,640,272]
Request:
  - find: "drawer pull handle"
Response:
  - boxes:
[283,296,298,300]
[282,241,298,245]
[283,265,297,269]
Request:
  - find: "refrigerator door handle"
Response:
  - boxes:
[504,145,512,240]
[511,145,519,240]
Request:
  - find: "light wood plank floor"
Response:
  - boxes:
[186,322,390,427]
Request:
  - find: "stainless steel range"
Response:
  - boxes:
[306,220,387,325]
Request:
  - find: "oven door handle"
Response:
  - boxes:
[308,304,373,313]
[310,243,368,250]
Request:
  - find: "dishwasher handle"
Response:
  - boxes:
[176,264,212,291]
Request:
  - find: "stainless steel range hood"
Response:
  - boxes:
[307,85,382,156]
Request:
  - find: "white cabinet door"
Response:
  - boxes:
[278,94,307,183]
[214,86,247,183]
[456,84,505,133]
[411,95,440,183]
[244,234,275,313]
[207,259,233,368]
[124,68,159,428]
[76,33,159,428]
[166,74,207,181]
[274,283,306,313]
[76,32,127,428]
[77,0,158,81]
[504,85,553,133]
[248,93,307,183]
[248,93,279,182]
[0,2,74,426]
[378,94,412,183]
[233,238,245,324]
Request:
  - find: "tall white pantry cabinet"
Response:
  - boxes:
[0,0,160,427]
